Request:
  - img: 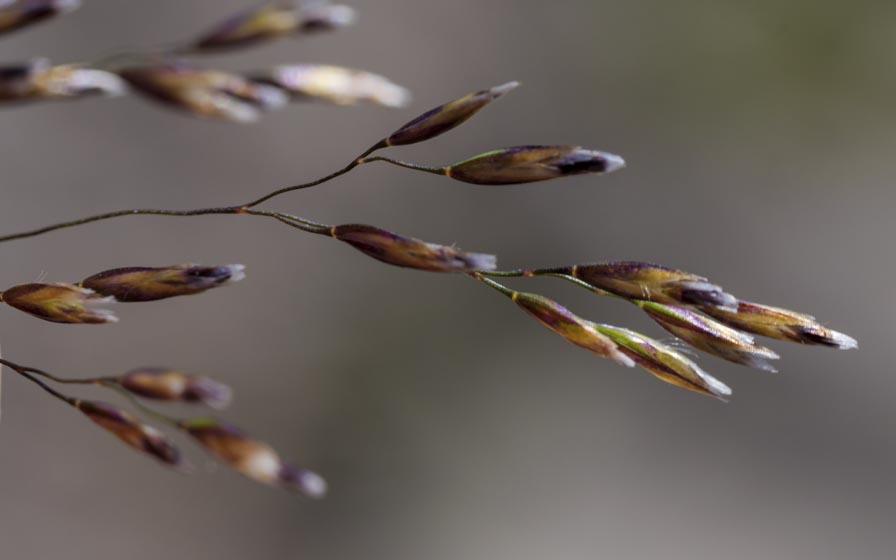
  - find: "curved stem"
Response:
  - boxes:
[242,142,386,208]
[0,142,453,244]
[0,358,185,426]
[100,381,182,428]
[359,156,447,176]
[478,269,628,302]
[0,359,100,385]
[0,359,77,406]
[0,207,245,244]
[469,272,516,298]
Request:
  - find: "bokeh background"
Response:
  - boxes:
[0,1,892,558]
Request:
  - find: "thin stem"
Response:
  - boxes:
[0,359,101,385]
[242,142,386,208]
[468,272,516,298]
[541,273,618,299]
[0,142,387,243]
[244,209,332,235]
[0,207,244,244]
[99,381,182,428]
[0,359,77,406]
[0,131,463,244]
[0,358,186,427]
[478,269,631,304]
[477,269,530,278]
[359,156,447,176]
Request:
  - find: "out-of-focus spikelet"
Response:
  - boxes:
[0,283,117,324]
[252,64,410,108]
[0,0,79,36]
[0,59,124,102]
[117,368,233,409]
[119,63,286,122]
[76,400,182,466]
[180,418,326,498]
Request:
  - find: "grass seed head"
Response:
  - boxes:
[81,264,245,302]
[296,3,356,34]
[119,368,233,409]
[386,81,518,146]
[331,224,497,272]
[193,2,300,51]
[1,283,117,324]
[180,417,326,498]
[446,145,625,185]
[639,302,780,372]
[569,261,736,309]
[0,0,80,36]
[702,301,857,349]
[253,64,410,108]
[0,59,124,102]
[119,63,277,122]
[595,324,731,399]
[76,400,182,466]
[510,291,634,367]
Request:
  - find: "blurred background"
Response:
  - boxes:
[0,1,892,558]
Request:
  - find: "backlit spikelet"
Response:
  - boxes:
[251,64,410,107]
[509,291,634,367]
[330,224,497,272]
[445,146,626,185]
[81,264,245,302]
[180,418,327,498]
[296,3,356,34]
[563,261,737,310]
[76,400,182,466]
[119,63,287,122]
[701,301,858,349]
[638,301,780,372]
[0,283,117,324]
[117,368,233,409]
[594,324,731,399]
[0,0,79,36]
[385,81,518,146]
[193,2,300,51]
[191,2,355,51]
[0,59,125,102]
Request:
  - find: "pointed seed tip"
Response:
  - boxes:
[491,81,520,96]
[831,331,858,350]
[603,152,626,173]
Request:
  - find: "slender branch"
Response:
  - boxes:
[0,359,77,406]
[0,359,99,385]
[469,272,516,297]
[241,142,386,208]
[0,143,392,244]
[243,209,332,234]
[0,358,183,426]
[0,207,244,244]
[359,156,447,176]
[100,381,182,428]
[478,269,636,303]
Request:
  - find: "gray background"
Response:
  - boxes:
[0,1,891,558]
